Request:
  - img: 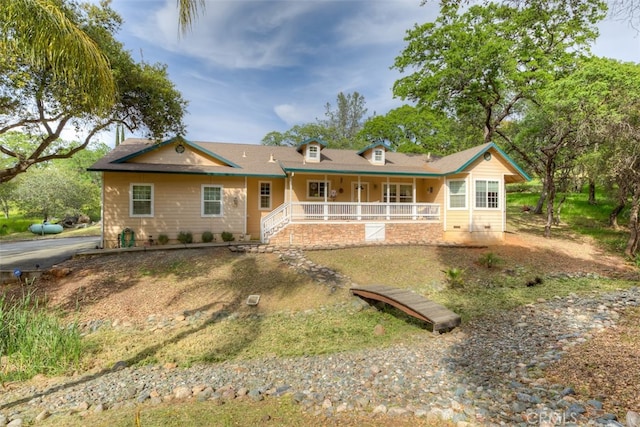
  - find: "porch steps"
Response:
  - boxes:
[350,285,461,333]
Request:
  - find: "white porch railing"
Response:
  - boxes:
[261,202,440,242]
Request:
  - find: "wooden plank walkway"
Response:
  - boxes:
[350,285,461,333]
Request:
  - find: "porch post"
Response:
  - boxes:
[386,177,390,220]
[289,172,293,221]
[324,174,329,220]
[357,177,362,220]
[412,177,417,220]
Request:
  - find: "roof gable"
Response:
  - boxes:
[431,142,531,181]
[112,137,240,168]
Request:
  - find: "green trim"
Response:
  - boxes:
[89,168,285,178]
[357,141,388,155]
[451,142,531,181]
[112,136,241,169]
[283,166,440,177]
[296,138,328,153]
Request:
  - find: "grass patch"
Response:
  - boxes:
[36,395,450,427]
[306,247,637,323]
[0,215,39,236]
[82,304,422,370]
[0,291,83,382]
[506,185,630,253]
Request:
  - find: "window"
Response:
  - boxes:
[448,180,467,209]
[382,183,413,203]
[307,145,319,161]
[475,180,500,209]
[130,184,153,217]
[373,149,384,164]
[202,185,223,216]
[307,180,329,198]
[259,181,271,210]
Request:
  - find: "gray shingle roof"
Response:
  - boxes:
[88,138,529,181]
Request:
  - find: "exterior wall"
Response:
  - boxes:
[102,172,246,248]
[130,146,226,166]
[442,149,511,243]
[267,222,443,247]
[246,177,286,238]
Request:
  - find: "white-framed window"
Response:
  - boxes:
[130,183,153,217]
[306,144,320,162]
[307,180,329,198]
[475,179,500,209]
[373,148,384,164]
[259,181,272,210]
[382,183,413,203]
[448,179,467,209]
[202,185,223,217]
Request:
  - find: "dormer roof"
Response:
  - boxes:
[295,138,328,154]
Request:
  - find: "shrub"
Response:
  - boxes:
[177,231,193,244]
[202,231,214,243]
[157,234,169,245]
[221,231,235,242]
[477,252,503,269]
[442,267,465,289]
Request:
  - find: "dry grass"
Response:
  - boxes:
[545,307,640,419]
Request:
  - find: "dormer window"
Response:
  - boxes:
[373,148,384,164]
[306,144,320,162]
[358,141,388,165]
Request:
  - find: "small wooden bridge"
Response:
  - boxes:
[350,285,461,333]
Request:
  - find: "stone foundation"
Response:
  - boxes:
[266,222,443,247]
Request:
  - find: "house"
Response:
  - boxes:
[88,137,530,248]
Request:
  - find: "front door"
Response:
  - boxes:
[352,182,369,202]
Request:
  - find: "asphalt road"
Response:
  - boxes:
[0,236,101,272]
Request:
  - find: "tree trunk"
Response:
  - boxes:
[544,173,556,238]
[624,191,639,258]
[609,202,626,229]
[555,194,567,225]
[588,179,596,205]
[533,180,547,215]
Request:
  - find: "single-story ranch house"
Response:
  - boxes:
[88,137,530,248]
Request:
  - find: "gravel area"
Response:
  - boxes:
[1,285,638,426]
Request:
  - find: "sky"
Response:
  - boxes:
[88,0,640,147]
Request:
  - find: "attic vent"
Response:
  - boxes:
[268,153,275,163]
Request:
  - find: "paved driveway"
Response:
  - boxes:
[0,236,101,272]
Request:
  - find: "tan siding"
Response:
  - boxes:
[245,178,286,238]
[130,145,226,166]
[102,172,246,247]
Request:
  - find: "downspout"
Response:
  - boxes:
[502,174,507,232]
[244,176,248,236]
[468,173,473,233]
[100,172,105,249]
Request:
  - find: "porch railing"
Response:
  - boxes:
[261,202,440,242]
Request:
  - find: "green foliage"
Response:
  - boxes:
[221,231,234,242]
[13,164,97,221]
[442,267,465,289]
[201,231,214,243]
[157,234,169,245]
[0,1,187,184]
[392,0,605,144]
[261,92,369,149]
[0,216,36,235]
[0,290,82,381]
[477,252,503,269]
[177,231,193,244]
[358,104,481,154]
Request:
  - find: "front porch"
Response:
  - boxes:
[261,202,442,246]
